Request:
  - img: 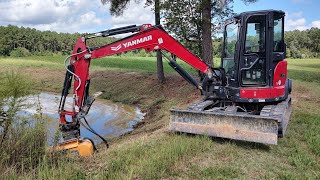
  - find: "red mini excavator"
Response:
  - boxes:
[57,10,292,156]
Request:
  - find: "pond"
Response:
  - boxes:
[19,92,145,145]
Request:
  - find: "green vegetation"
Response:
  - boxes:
[286,28,320,58]
[9,47,31,57]
[0,56,319,179]
[0,25,116,56]
[99,135,215,179]
[288,59,320,83]
[0,55,220,75]
[0,72,46,177]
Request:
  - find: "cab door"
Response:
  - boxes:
[239,14,270,87]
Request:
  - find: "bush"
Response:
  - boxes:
[0,72,47,175]
[32,50,54,56]
[0,120,46,174]
[288,44,302,59]
[9,47,31,57]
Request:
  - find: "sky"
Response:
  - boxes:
[0,0,319,33]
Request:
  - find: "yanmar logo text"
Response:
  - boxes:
[110,35,153,51]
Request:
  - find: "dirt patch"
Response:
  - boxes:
[90,71,201,138]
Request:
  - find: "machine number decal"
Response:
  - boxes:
[158,38,163,44]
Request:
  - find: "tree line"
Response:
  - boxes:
[285,28,320,58]
[0,24,319,59]
[0,25,115,57]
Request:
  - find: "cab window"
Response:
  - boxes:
[274,15,284,52]
[245,15,266,53]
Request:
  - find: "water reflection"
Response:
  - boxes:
[19,92,145,145]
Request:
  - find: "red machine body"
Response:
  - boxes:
[240,60,287,99]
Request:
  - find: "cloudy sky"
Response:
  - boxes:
[233,0,320,31]
[0,0,319,33]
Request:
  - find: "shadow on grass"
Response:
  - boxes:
[210,136,271,151]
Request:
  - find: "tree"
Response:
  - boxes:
[161,0,257,67]
[202,0,213,66]
[101,0,165,82]
[284,29,320,58]
[154,0,164,82]
[161,1,203,57]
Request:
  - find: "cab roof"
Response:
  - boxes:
[234,10,285,20]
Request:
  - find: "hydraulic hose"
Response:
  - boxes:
[80,117,109,148]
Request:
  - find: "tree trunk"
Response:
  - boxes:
[201,0,213,67]
[155,0,165,82]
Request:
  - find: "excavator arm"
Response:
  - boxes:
[57,24,213,156]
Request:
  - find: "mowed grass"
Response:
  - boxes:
[0,56,319,179]
[288,59,320,83]
[0,55,220,74]
[1,55,317,77]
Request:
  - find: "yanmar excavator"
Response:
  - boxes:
[57,10,292,156]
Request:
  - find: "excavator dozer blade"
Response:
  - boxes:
[169,97,292,145]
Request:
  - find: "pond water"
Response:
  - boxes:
[18,92,145,145]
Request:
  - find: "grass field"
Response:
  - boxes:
[0,55,319,179]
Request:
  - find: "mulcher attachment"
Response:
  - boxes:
[51,122,96,157]
[169,96,292,145]
[52,138,95,157]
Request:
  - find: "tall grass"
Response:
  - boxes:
[0,72,47,177]
[0,72,98,179]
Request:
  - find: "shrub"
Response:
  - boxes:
[32,50,54,56]
[0,72,47,175]
[9,47,31,57]
[0,120,46,173]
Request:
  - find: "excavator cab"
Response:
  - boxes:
[170,10,292,145]
[222,10,286,90]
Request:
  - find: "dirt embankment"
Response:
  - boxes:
[90,71,201,137]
